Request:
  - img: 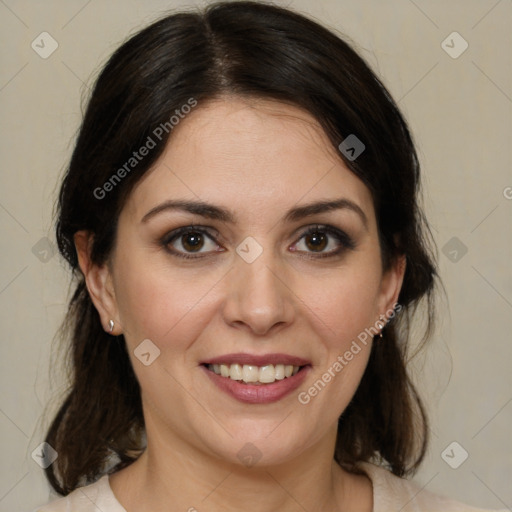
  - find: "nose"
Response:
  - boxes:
[222,246,295,337]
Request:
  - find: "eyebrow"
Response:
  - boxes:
[141,197,368,229]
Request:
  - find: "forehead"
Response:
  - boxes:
[123,97,375,226]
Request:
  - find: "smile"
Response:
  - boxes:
[207,363,301,384]
[201,353,311,404]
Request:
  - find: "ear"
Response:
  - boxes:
[74,230,121,335]
[377,254,406,319]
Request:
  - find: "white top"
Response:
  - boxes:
[33,462,507,512]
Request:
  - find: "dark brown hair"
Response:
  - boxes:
[45,0,437,495]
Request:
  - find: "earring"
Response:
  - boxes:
[377,315,386,339]
[109,319,114,333]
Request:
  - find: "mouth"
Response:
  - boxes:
[200,353,311,403]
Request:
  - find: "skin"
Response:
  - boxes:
[75,97,405,512]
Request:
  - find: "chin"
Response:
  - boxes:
[203,426,316,469]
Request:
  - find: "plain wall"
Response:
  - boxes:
[0,1,510,510]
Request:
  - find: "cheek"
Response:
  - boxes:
[294,269,380,425]
[114,243,383,354]
[113,251,223,351]
[302,264,383,350]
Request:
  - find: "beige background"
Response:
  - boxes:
[0,0,511,510]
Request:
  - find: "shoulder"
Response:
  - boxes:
[32,475,126,512]
[357,462,506,512]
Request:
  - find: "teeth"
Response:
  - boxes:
[259,365,275,383]
[208,363,302,384]
[230,363,243,381]
[242,365,259,383]
[275,364,285,380]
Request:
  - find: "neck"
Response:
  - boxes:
[109,416,372,512]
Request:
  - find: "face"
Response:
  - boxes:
[79,97,404,468]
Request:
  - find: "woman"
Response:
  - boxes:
[34,2,505,511]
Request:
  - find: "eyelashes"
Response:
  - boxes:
[160,225,221,259]
[160,224,356,261]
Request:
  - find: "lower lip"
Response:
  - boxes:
[202,365,310,404]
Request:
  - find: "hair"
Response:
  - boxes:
[45,0,438,495]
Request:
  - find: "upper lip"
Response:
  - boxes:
[201,353,310,366]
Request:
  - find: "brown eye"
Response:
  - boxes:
[162,226,221,259]
[304,231,328,252]
[180,232,205,252]
[293,224,356,258]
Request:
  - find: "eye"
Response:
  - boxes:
[161,224,355,260]
[161,225,222,259]
[291,224,356,259]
